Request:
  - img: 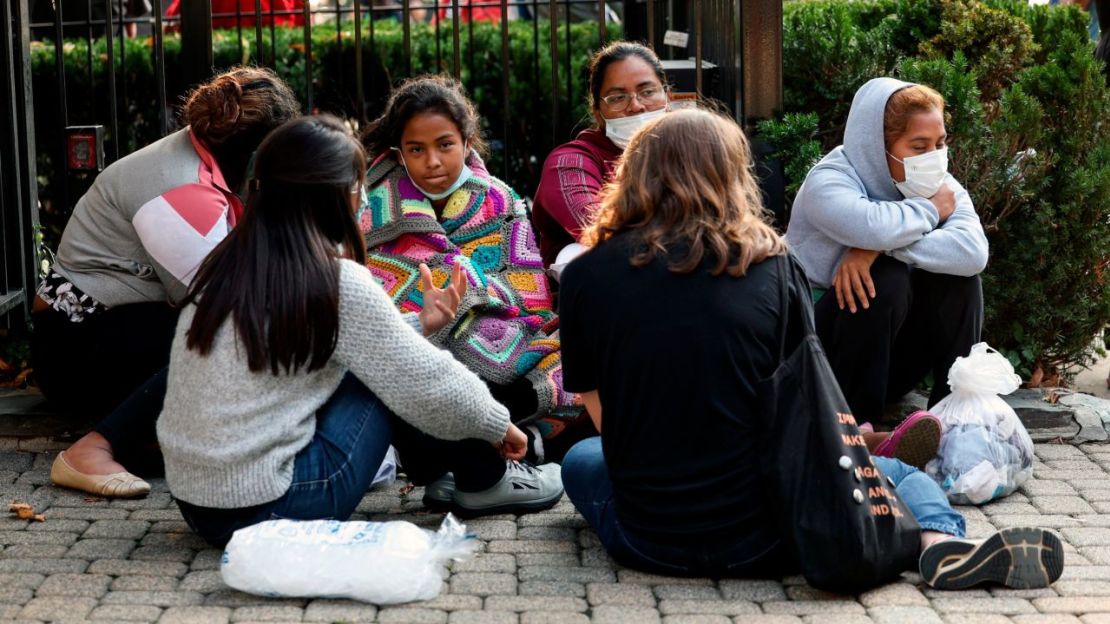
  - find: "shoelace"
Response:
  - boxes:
[507,460,538,476]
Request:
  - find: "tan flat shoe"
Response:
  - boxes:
[50,451,151,498]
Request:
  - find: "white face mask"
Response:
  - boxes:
[394,143,473,201]
[888,147,949,198]
[604,108,667,149]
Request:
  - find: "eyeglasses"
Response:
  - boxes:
[600,86,668,113]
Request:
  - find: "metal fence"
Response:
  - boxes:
[3,0,782,324]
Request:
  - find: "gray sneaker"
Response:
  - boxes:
[422,473,455,512]
[453,461,564,518]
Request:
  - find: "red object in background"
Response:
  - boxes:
[165,0,306,28]
[437,0,505,24]
[66,126,105,172]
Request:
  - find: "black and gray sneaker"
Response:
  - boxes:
[422,473,455,512]
[920,527,1064,590]
[453,460,563,518]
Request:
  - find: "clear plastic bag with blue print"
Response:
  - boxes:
[220,514,477,604]
[924,343,1035,505]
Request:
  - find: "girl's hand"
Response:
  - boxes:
[418,262,468,336]
[832,248,880,314]
[499,423,529,461]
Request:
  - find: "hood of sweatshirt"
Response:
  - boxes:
[841,77,914,202]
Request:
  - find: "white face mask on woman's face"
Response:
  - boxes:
[888,147,949,198]
[604,108,667,149]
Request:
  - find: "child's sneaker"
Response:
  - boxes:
[873,411,942,471]
[422,472,455,512]
[453,461,563,518]
[920,527,1064,590]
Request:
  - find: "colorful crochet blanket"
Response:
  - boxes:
[360,153,582,437]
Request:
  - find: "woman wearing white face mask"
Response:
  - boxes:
[532,41,669,268]
[785,78,989,430]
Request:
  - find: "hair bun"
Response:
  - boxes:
[184,75,244,147]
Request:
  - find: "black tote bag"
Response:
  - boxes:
[759,254,920,594]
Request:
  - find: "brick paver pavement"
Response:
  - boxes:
[2,442,1110,623]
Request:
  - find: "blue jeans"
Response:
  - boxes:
[561,438,965,577]
[176,374,394,547]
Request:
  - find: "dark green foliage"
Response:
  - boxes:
[774,0,1110,377]
[756,112,822,197]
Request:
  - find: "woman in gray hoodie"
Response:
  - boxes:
[785,77,988,426]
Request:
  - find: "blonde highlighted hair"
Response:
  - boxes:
[883,84,945,148]
[583,108,785,277]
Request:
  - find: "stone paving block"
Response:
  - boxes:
[718,579,787,602]
[579,548,618,569]
[732,618,804,624]
[0,572,45,589]
[487,540,577,554]
[0,605,18,619]
[982,502,1040,515]
[518,581,584,597]
[191,550,224,571]
[1062,567,1110,581]
[516,527,577,542]
[590,605,662,624]
[0,529,79,546]
[1039,446,1087,459]
[150,521,193,534]
[1052,581,1110,597]
[159,606,233,624]
[376,607,449,623]
[1081,615,1110,624]
[658,599,760,616]
[67,537,138,559]
[402,594,483,612]
[519,613,589,624]
[3,544,69,558]
[517,514,588,529]
[109,493,175,510]
[203,589,306,609]
[799,616,873,624]
[142,532,211,550]
[45,507,131,520]
[36,572,111,597]
[1023,481,1080,496]
[0,557,88,574]
[940,617,1012,624]
[89,604,164,621]
[661,616,731,624]
[993,515,1084,529]
[577,531,601,549]
[131,545,198,562]
[0,587,32,604]
[453,553,517,573]
[989,587,1061,599]
[0,452,34,472]
[858,583,929,607]
[931,597,1037,614]
[515,553,579,568]
[83,519,150,539]
[100,590,206,607]
[484,596,587,612]
[26,519,89,534]
[462,520,517,541]
[179,570,226,593]
[786,586,858,601]
[448,611,517,624]
[1066,528,1110,547]
[616,570,715,586]
[1011,615,1085,623]
[518,566,616,584]
[450,572,517,596]
[653,585,722,601]
[867,607,943,624]
[19,596,97,620]
[1035,597,1110,613]
[131,509,188,522]
[111,575,180,591]
[967,519,1001,538]
[229,605,307,622]
[87,559,188,577]
[763,602,868,616]
[1081,548,1110,565]
[1082,492,1110,503]
[586,582,656,606]
[302,599,377,623]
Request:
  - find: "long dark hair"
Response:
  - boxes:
[361,75,488,158]
[182,66,301,192]
[184,115,368,375]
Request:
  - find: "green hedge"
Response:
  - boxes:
[31,19,616,250]
[762,0,1110,380]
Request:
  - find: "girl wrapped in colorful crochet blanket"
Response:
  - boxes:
[359,76,595,513]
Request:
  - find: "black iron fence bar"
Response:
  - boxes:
[500,0,510,181]
[598,0,606,44]
[105,0,121,163]
[549,0,558,145]
[564,0,571,127]
[51,0,69,216]
[694,0,702,96]
[86,0,94,105]
[254,0,265,65]
[452,0,462,80]
[647,0,654,49]
[434,0,441,73]
[354,0,365,124]
[403,0,412,75]
[153,0,169,136]
[302,1,312,112]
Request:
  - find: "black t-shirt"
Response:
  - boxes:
[559,233,804,546]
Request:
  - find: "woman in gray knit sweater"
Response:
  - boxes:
[157,115,560,547]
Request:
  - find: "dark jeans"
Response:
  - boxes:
[390,416,506,492]
[176,374,394,547]
[561,437,792,578]
[32,302,179,421]
[562,437,966,579]
[814,256,983,424]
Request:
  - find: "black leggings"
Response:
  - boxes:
[814,256,983,424]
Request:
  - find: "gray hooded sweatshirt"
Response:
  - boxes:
[784,77,989,289]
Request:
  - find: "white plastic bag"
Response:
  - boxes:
[924,343,1034,505]
[220,514,477,604]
